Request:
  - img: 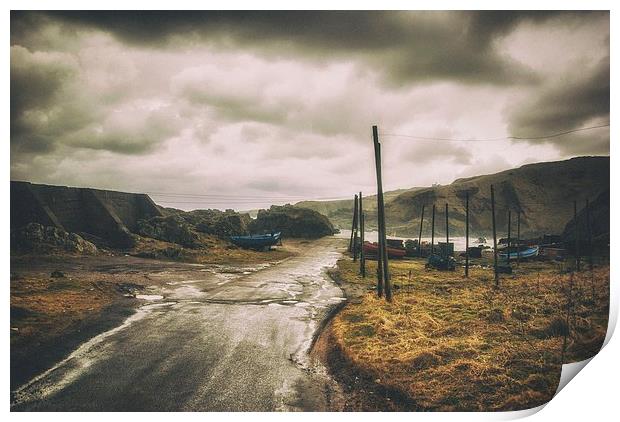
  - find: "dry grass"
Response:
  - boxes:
[329,258,609,411]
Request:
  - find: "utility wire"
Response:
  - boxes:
[380,123,609,142]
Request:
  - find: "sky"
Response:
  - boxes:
[10,11,610,211]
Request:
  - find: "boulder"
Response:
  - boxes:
[136,215,200,248]
[11,223,98,254]
[248,205,335,238]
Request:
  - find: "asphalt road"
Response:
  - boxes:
[12,238,347,411]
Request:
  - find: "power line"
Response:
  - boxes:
[380,123,610,143]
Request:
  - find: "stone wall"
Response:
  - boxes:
[11,181,162,248]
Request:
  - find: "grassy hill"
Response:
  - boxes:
[295,156,609,238]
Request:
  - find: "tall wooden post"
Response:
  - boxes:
[516,210,521,267]
[491,185,499,286]
[417,204,425,258]
[465,192,469,278]
[372,126,392,302]
[445,203,449,255]
[586,198,593,271]
[359,192,366,277]
[352,194,359,261]
[431,204,436,255]
[348,195,356,252]
[373,126,390,300]
[574,200,580,271]
[507,210,511,265]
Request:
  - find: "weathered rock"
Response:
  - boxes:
[248,205,335,238]
[11,223,98,254]
[136,215,200,248]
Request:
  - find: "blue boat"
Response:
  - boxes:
[230,232,281,250]
[499,245,539,260]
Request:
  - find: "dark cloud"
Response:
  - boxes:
[12,10,577,86]
[507,55,609,153]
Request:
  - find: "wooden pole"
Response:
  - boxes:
[445,203,449,256]
[359,192,366,277]
[348,195,356,252]
[418,204,425,258]
[586,198,593,271]
[373,126,391,301]
[574,200,580,271]
[360,211,366,277]
[352,194,359,261]
[465,192,469,278]
[491,185,499,286]
[517,210,521,267]
[431,204,436,255]
[507,210,511,265]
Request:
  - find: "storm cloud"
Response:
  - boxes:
[10,11,609,210]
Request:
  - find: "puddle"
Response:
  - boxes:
[135,294,164,301]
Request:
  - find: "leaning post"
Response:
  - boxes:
[417,204,425,258]
[586,198,593,271]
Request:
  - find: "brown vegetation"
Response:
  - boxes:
[323,258,609,411]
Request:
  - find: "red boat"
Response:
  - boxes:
[362,241,407,259]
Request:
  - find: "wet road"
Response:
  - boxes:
[12,238,347,411]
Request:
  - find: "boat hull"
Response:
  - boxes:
[362,241,407,259]
[499,245,539,260]
[230,232,281,249]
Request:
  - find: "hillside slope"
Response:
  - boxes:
[297,156,609,238]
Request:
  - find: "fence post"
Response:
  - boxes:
[491,185,499,286]
[465,192,469,278]
[507,210,511,266]
[586,198,593,271]
[445,203,449,256]
[431,204,436,255]
[574,200,580,271]
[352,194,359,261]
[517,210,521,267]
[359,192,366,277]
[418,204,425,258]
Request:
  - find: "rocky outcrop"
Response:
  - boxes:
[249,205,335,238]
[180,209,251,237]
[136,215,200,248]
[11,223,98,254]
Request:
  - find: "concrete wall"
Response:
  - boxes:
[11,181,162,248]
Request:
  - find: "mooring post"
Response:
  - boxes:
[352,194,359,261]
[574,200,580,271]
[491,185,499,286]
[418,204,425,258]
[445,203,449,256]
[465,192,469,278]
[507,210,511,265]
[373,125,391,301]
[431,204,436,255]
[359,192,366,276]
[517,210,521,267]
[348,195,356,252]
[586,198,593,271]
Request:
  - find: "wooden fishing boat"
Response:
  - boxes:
[230,232,281,250]
[362,241,407,258]
[499,245,539,260]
